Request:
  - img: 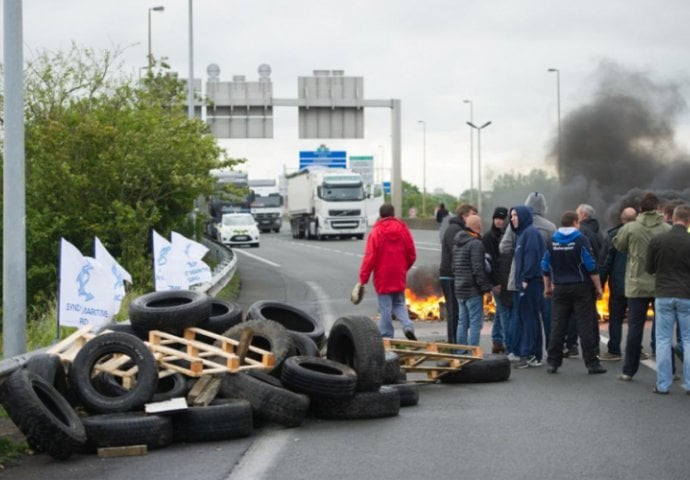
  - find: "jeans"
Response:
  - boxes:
[491,292,511,345]
[378,291,414,338]
[622,297,655,377]
[457,295,484,347]
[607,294,627,356]
[535,292,551,361]
[505,291,521,355]
[440,277,458,343]
[517,280,542,358]
[654,297,690,392]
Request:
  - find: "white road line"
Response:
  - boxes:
[416,246,441,252]
[233,249,281,268]
[598,332,657,371]
[307,280,337,332]
[225,429,293,480]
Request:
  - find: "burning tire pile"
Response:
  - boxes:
[0,290,508,461]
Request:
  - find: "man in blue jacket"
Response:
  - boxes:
[542,211,606,374]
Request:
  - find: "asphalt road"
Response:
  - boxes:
[4,228,690,480]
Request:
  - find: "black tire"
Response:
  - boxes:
[246,300,325,348]
[326,315,385,392]
[381,351,403,385]
[81,413,173,452]
[198,298,243,334]
[289,331,320,357]
[310,386,400,420]
[129,290,211,335]
[219,372,309,428]
[0,369,86,460]
[280,356,357,399]
[104,322,148,340]
[439,354,511,384]
[69,332,159,413]
[221,319,295,375]
[152,373,187,402]
[24,353,69,397]
[172,399,253,442]
[386,383,419,407]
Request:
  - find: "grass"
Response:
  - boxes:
[213,269,242,302]
[0,407,27,467]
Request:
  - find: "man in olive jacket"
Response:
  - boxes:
[613,192,671,381]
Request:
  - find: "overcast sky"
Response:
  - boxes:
[4,0,690,196]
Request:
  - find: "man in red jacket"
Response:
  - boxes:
[359,203,418,340]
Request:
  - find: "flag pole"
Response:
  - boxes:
[55,239,63,342]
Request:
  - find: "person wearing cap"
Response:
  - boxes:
[483,206,511,353]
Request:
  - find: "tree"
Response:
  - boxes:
[489,169,559,217]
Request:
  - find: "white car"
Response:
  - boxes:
[216,213,260,247]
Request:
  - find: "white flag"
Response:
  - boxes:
[152,230,187,291]
[94,236,132,314]
[58,239,117,330]
[171,231,212,287]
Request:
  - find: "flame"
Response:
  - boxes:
[405,288,442,320]
[597,285,610,322]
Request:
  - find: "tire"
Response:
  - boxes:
[104,322,148,340]
[326,315,385,392]
[289,331,320,357]
[310,386,400,420]
[172,399,253,442]
[280,356,357,399]
[219,372,309,428]
[81,412,173,452]
[69,332,159,413]
[381,351,403,385]
[355,234,364,240]
[198,298,243,334]
[152,373,187,402]
[386,383,419,407]
[0,369,86,460]
[439,354,511,384]
[129,290,211,335]
[24,353,69,397]
[246,300,325,348]
[221,319,295,375]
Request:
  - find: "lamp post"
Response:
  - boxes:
[147,6,164,72]
[466,121,491,216]
[547,68,561,164]
[463,99,474,205]
[417,120,427,217]
[187,0,195,119]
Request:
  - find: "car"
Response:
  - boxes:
[216,213,260,248]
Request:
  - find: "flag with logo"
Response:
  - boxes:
[152,230,187,291]
[171,231,212,287]
[94,236,132,314]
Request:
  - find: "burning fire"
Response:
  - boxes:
[597,285,610,322]
[405,288,443,321]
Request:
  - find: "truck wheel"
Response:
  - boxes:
[273,228,280,233]
[355,234,364,240]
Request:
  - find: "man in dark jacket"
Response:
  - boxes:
[483,206,510,353]
[599,206,637,360]
[453,215,493,348]
[542,211,606,375]
[438,204,477,343]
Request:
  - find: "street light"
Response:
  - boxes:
[147,6,165,72]
[466,121,491,216]
[417,120,427,217]
[547,68,562,165]
[463,99,474,205]
[187,0,195,119]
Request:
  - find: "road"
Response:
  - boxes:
[4,228,690,479]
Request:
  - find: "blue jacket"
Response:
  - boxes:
[510,205,545,288]
[542,227,597,284]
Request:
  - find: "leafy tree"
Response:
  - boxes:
[489,168,559,215]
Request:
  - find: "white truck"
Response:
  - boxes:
[286,167,367,240]
[249,178,284,233]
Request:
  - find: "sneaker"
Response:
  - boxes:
[588,363,607,374]
[507,353,520,363]
[527,356,542,367]
[618,374,633,382]
[492,342,506,354]
[640,351,651,360]
[563,346,579,358]
[546,365,558,374]
[403,329,417,341]
[599,352,622,361]
[652,386,669,395]
[516,357,530,369]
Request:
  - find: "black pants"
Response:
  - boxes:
[547,284,600,369]
[440,278,457,343]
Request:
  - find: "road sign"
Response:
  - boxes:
[349,155,374,185]
[299,145,347,170]
[383,181,391,194]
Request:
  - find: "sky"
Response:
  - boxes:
[3,0,690,197]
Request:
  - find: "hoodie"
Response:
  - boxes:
[359,216,416,294]
[541,227,597,285]
[510,205,546,288]
[439,215,466,277]
[452,228,493,299]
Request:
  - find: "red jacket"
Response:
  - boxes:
[359,217,416,294]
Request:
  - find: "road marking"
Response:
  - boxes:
[225,429,292,480]
[307,280,337,332]
[416,246,441,252]
[598,332,657,371]
[233,249,281,268]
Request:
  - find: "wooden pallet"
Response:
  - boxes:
[47,325,97,363]
[382,338,483,382]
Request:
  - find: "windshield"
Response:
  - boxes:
[222,214,255,226]
[251,195,282,208]
[320,186,365,201]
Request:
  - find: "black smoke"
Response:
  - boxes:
[406,264,442,298]
[549,61,690,227]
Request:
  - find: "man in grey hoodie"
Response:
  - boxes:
[499,192,556,361]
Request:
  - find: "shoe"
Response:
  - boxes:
[640,351,651,360]
[599,352,622,361]
[588,363,607,374]
[673,373,681,381]
[652,386,669,395]
[527,356,542,367]
[618,374,633,382]
[492,342,506,354]
[546,365,558,374]
[403,329,417,341]
[516,357,530,369]
[507,353,520,363]
[563,346,579,358]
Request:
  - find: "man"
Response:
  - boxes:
[542,211,606,375]
[613,192,671,381]
[453,214,494,348]
[510,205,546,368]
[438,204,478,343]
[483,206,511,353]
[359,203,417,340]
[599,206,637,360]
[435,203,449,224]
[646,204,690,394]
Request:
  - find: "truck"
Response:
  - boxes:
[286,167,367,240]
[200,169,252,237]
[248,178,284,233]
